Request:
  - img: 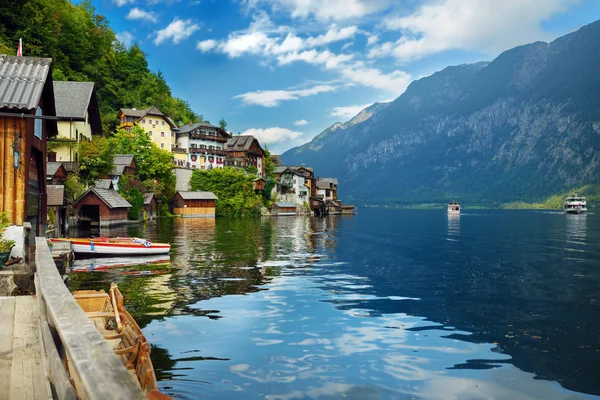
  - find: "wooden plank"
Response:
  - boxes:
[9,296,48,400]
[0,297,15,400]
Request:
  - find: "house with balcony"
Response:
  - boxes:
[47,81,101,163]
[274,166,311,206]
[117,106,177,151]
[316,178,338,201]
[174,122,230,170]
[224,135,265,176]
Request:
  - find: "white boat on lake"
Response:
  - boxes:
[564,195,587,214]
[447,201,461,215]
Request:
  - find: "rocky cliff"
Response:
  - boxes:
[282,20,600,205]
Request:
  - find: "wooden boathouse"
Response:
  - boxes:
[172,190,217,218]
[272,202,297,216]
[0,55,58,255]
[74,188,132,227]
[143,192,158,220]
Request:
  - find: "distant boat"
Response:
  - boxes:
[564,195,587,214]
[50,237,171,256]
[73,283,172,399]
[447,201,461,215]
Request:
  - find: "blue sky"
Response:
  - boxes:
[87,0,600,154]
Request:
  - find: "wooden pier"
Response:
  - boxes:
[0,296,50,400]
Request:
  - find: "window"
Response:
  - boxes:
[34,107,42,139]
[171,132,175,137]
[160,143,164,148]
[162,121,165,126]
[148,119,152,124]
[149,131,152,136]
[142,119,145,123]
[161,132,165,137]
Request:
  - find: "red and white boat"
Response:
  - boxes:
[51,237,171,256]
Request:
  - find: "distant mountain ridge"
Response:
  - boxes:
[282,20,600,205]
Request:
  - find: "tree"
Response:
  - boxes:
[219,118,227,130]
[78,136,114,185]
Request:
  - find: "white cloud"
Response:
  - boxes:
[126,8,158,23]
[243,0,391,21]
[241,127,303,144]
[376,0,577,61]
[341,42,353,52]
[277,49,353,69]
[366,34,379,45]
[113,0,134,6]
[234,85,338,107]
[330,103,374,120]
[218,31,275,57]
[304,25,359,47]
[154,18,200,45]
[197,39,217,52]
[294,119,308,126]
[341,63,411,93]
[117,31,134,47]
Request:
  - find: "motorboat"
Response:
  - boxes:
[564,195,587,214]
[73,283,172,399]
[51,237,171,256]
[447,201,461,215]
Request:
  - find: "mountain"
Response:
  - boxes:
[282,20,600,206]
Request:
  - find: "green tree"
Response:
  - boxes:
[78,136,114,185]
[219,118,227,130]
[189,168,264,217]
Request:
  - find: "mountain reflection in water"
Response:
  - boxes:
[67,210,600,399]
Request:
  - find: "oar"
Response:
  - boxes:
[110,283,124,333]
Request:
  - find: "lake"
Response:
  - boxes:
[67,209,600,399]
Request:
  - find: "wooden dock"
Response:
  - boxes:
[0,296,51,400]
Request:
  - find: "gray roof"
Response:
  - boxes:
[47,185,65,206]
[77,188,132,209]
[53,81,94,119]
[177,191,218,200]
[0,55,52,110]
[274,166,287,174]
[143,193,156,205]
[112,154,135,175]
[94,179,112,189]
[46,162,63,177]
[274,202,296,208]
[317,178,338,188]
[177,121,220,133]
[120,105,164,118]
[320,178,338,185]
[226,135,263,153]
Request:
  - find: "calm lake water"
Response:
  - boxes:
[67,209,600,400]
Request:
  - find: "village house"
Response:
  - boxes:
[253,177,266,191]
[47,81,101,165]
[117,106,177,151]
[175,122,230,170]
[224,135,265,176]
[271,202,297,216]
[274,166,314,206]
[143,193,158,220]
[0,55,57,253]
[172,191,217,218]
[316,178,338,201]
[74,187,131,227]
[46,162,67,185]
[110,154,137,190]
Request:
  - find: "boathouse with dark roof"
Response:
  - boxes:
[74,188,132,227]
[172,191,217,218]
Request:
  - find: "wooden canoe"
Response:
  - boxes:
[73,283,172,399]
[51,237,171,255]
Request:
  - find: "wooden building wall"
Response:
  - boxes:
[173,194,216,217]
[0,117,27,226]
[75,193,128,221]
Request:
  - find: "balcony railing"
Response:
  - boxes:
[189,148,227,156]
[189,133,229,142]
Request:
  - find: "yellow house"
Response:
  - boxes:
[47,81,102,163]
[117,106,177,152]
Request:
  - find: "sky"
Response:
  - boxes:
[86,0,600,154]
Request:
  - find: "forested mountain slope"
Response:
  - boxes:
[0,0,200,132]
[283,20,600,206]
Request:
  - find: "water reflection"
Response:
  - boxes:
[566,213,587,244]
[447,214,460,240]
[67,212,600,399]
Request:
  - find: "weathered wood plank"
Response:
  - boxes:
[9,296,48,400]
[35,238,145,400]
[0,297,15,400]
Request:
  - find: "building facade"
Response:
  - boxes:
[224,135,265,176]
[175,122,230,170]
[48,81,101,163]
[172,191,218,218]
[117,106,177,151]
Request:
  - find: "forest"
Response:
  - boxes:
[0,0,201,133]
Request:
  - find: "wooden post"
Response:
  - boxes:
[4,118,15,224]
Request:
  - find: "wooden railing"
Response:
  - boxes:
[35,238,146,400]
